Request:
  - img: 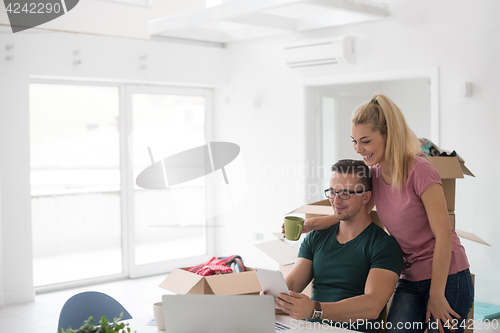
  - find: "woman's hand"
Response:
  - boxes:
[303,218,315,233]
[426,294,460,333]
[281,215,340,238]
[281,218,316,238]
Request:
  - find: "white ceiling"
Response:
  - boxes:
[149,0,390,44]
[0,0,389,42]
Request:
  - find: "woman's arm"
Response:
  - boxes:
[420,183,460,333]
[303,215,338,233]
[282,215,338,238]
[304,194,374,232]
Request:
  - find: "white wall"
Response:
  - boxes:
[212,37,307,270]
[214,0,500,305]
[0,31,228,305]
[382,79,431,140]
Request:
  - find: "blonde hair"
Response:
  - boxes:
[351,94,421,189]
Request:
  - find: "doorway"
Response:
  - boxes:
[304,68,438,202]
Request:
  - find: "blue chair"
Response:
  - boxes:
[58,291,132,331]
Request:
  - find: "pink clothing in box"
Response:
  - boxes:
[371,156,469,281]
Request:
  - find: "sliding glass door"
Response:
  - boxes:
[30,83,123,287]
[125,85,213,277]
[30,82,213,288]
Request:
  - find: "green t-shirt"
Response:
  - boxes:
[298,222,403,333]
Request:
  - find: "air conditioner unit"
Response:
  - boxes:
[284,36,355,69]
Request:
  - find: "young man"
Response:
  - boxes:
[278,159,403,333]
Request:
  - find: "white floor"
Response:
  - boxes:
[1,275,499,333]
[0,275,168,333]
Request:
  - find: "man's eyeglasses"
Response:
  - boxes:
[324,189,367,200]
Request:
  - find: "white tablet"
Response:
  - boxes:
[254,268,290,298]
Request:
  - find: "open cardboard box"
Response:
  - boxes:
[427,156,474,211]
[159,266,262,295]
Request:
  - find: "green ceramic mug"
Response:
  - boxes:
[284,216,304,241]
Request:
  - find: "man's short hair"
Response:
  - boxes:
[331,159,372,192]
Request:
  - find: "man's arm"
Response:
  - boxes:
[321,268,398,321]
[278,268,398,321]
[285,258,313,293]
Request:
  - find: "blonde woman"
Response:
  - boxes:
[306,94,473,333]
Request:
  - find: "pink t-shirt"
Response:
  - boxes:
[371,156,469,281]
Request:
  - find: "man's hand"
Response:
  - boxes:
[276,291,315,320]
[260,291,286,314]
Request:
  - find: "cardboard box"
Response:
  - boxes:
[427,156,474,211]
[292,199,333,220]
[159,267,262,295]
[449,211,455,229]
[448,211,490,246]
[255,236,313,297]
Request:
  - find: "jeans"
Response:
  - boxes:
[386,269,474,333]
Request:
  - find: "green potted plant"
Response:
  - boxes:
[59,312,136,333]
